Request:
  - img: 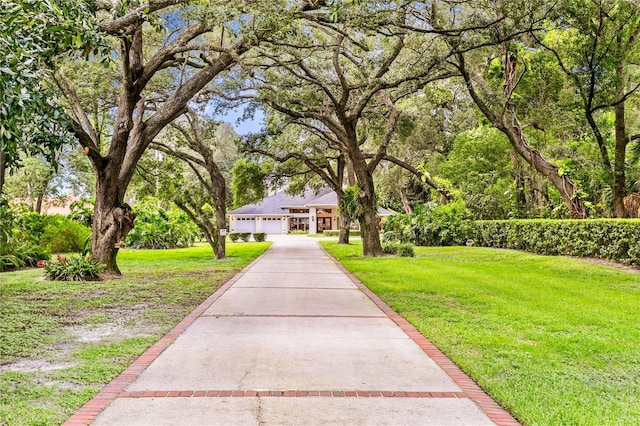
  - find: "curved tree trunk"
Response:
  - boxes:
[336,190,350,244]
[613,77,629,218]
[456,52,588,219]
[350,153,383,256]
[92,180,135,275]
[0,151,5,196]
[500,115,587,218]
[212,183,227,260]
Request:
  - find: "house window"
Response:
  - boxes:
[289,217,309,232]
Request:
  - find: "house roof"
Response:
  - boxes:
[304,191,338,207]
[228,187,333,215]
[228,187,395,216]
[377,207,394,216]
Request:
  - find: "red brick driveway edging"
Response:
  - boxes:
[63,254,264,426]
[64,242,521,426]
[321,243,521,426]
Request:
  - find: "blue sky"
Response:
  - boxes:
[208,105,266,136]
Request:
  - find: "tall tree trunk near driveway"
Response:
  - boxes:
[92,180,135,275]
[351,156,383,256]
[613,74,629,218]
[212,183,227,260]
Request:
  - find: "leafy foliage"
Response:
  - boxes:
[339,184,366,223]
[67,198,94,227]
[43,254,105,281]
[0,0,104,171]
[0,199,49,271]
[382,199,471,246]
[126,197,200,250]
[40,218,91,253]
[229,232,251,242]
[470,219,640,266]
[252,232,266,242]
[13,212,90,254]
[230,159,267,208]
[381,241,415,257]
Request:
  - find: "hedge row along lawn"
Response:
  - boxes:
[0,242,270,426]
[321,242,640,426]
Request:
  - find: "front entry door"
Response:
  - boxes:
[317,217,332,233]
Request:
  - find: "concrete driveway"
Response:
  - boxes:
[65,235,519,426]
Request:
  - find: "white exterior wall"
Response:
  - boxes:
[308,207,318,234]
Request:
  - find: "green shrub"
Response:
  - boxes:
[289,230,309,235]
[0,198,12,248]
[43,254,105,281]
[322,230,361,237]
[382,199,470,246]
[469,219,640,266]
[0,201,49,271]
[0,253,24,271]
[382,241,400,254]
[382,241,415,257]
[15,241,49,266]
[229,232,251,242]
[68,198,94,227]
[16,212,55,243]
[1,242,49,271]
[40,218,91,253]
[126,197,200,249]
[252,232,266,242]
[396,242,415,257]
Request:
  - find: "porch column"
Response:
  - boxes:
[309,208,317,234]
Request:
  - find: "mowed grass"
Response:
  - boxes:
[0,242,270,426]
[321,242,640,426]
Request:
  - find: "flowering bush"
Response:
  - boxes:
[43,254,105,281]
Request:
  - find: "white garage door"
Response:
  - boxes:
[234,218,256,233]
[261,217,283,234]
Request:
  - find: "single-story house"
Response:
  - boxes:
[227,187,393,235]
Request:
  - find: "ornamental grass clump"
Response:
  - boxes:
[382,241,415,257]
[43,254,105,281]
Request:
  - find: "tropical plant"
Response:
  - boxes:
[126,197,199,249]
[43,254,105,281]
[0,199,50,271]
[68,198,94,227]
[381,241,415,257]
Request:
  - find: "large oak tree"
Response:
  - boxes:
[53,0,319,273]
[228,3,456,255]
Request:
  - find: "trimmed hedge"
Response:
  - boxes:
[323,230,361,237]
[229,232,251,242]
[470,219,640,266]
[252,232,266,242]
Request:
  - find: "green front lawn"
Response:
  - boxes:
[321,242,640,425]
[0,242,270,426]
